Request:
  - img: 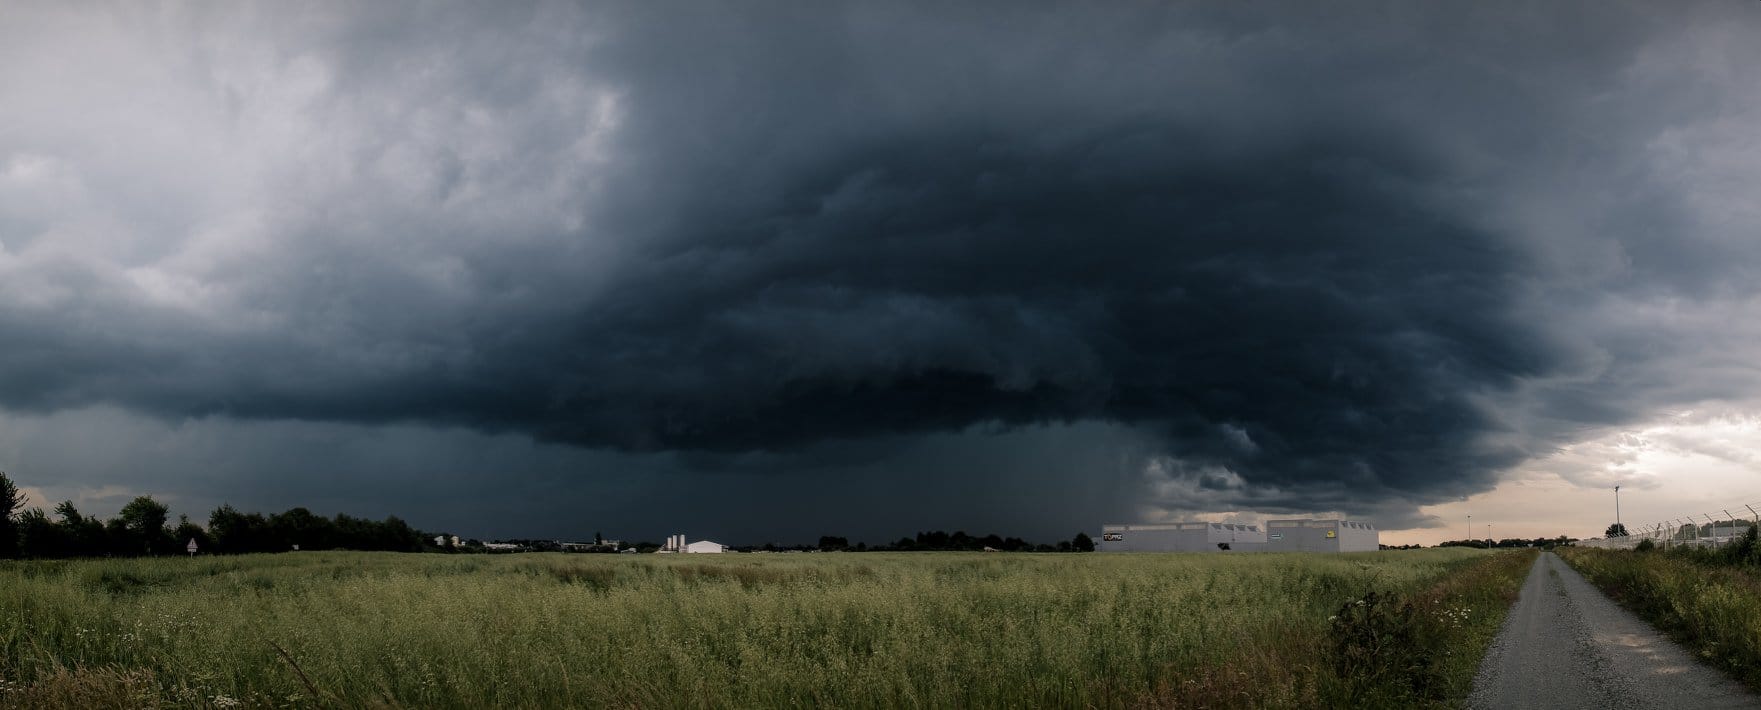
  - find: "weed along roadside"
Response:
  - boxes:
[1143,549,1535,708]
[1557,541,1761,690]
[1327,549,1537,706]
[0,549,1536,708]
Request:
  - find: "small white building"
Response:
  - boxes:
[685,540,727,554]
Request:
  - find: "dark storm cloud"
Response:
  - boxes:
[3,1,1761,532]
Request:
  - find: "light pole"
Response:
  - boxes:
[1467,514,1472,546]
[1614,485,1621,536]
[1487,524,1493,549]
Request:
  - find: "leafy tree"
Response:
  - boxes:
[269,507,333,550]
[376,515,426,552]
[1072,532,1095,552]
[55,502,106,556]
[1605,523,1629,538]
[0,471,25,558]
[53,500,80,525]
[118,496,173,555]
[17,507,66,558]
[103,517,130,555]
[210,504,271,553]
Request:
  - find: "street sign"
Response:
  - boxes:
[186,538,198,556]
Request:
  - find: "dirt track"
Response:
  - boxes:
[1469,551,1755,709]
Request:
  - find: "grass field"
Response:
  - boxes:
[1557,546,1761,690]
[0,548,1533,708]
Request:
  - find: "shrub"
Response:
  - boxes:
[1719,526,1758,566]
[1329,590,1441,703]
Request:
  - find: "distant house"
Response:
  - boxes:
[684,540,727,554]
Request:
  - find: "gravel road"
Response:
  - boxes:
[1469,551,1756,709]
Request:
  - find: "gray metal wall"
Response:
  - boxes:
[1335,520,1379,552]
[1099,522,1268,552]
[1100,519,1379,553]
[1264,519,1379,552]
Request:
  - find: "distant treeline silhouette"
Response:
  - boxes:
[1437,537,1577,549]
[0,471,431,558]
[1,472,1103,559]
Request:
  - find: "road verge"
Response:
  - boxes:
[1557,546,1761,690]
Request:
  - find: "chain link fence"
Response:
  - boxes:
[1576,499,1761,550]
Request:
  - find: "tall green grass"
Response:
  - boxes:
[1557,546,1761,689]
[1,549,1528,708]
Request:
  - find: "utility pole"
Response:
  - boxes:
[1614,485,1621,535]
[1467,514,1471,546]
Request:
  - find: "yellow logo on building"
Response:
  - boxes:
[1326,530,1337,538]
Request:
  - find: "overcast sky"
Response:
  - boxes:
[4,1,1761,546]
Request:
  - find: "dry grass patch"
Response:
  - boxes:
[2,549,1526,708]
[0,667,162,710]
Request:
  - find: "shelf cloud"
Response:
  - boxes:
[3,2,1760,540]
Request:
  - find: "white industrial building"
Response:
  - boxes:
[658,534,728,554]
[1097,522,1268,552]
[1263,519,1379,552]
[1098,518,1378,553]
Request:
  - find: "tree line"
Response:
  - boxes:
[0,472,432,559]
[1436,536,1577,549]
[1,472,1104,559]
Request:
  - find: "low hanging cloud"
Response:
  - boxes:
[4,1,1761,536]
